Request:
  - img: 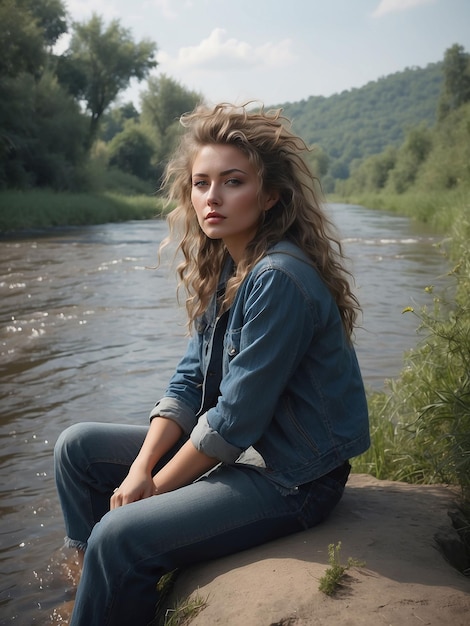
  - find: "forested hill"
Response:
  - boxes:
[276,62,443,185]
[0,0,449,195]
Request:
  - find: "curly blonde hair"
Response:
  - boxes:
[161,103,360,337]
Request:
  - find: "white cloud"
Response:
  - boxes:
[144,0,195,20]
[145,0,178,19]
[372,0,436,17]
[157,28,296,73]
[65,0,119,21]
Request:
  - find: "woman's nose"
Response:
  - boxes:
[207,183,221,205]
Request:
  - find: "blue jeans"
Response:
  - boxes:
[54,422,350,626]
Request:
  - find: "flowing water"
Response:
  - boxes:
[0,204,448,624]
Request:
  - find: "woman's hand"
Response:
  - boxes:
[110,416,184,510]
[110,463,157,510]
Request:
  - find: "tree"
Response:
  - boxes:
[0,0,67,78]
[340,147,397,195]
[386,125,433,193]
[60,14,157,142]
[416,102,470,190]
[108,122,155,181]
[21,0,67,46]
[329,159,349,180]
[438,44,470,120]
[99,102,139,142]
[306,146,329,178]
[0,71,87,189]
[0,0,87,189]
[0,0,46,77]
[361,149,397,191]
[0,72,36,187]
[140,74,202,175]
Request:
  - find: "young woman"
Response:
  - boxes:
[54,103,370,625]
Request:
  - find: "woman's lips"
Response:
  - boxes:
[205,212,225,222]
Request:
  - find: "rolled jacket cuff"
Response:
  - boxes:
[149,397,197,435]
[190,413,243,464]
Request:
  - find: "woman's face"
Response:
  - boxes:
[191,144,278,262]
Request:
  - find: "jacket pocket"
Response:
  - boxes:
[224,327,241,361]
[277,394,320,461]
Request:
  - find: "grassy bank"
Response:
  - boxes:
[0,189,167,233]
[346,189,470,483]
[329,187,468,233]
[346,189,470,573]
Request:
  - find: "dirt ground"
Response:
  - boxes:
[165,474,470,625]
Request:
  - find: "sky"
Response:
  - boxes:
[61,0,470,108]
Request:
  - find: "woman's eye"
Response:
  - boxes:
[192,178,242,187]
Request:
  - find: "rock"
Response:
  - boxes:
[163,474,470,625]
[435,524,469,574]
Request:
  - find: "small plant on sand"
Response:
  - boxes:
[318,542,365,596]
[162,592,207,626]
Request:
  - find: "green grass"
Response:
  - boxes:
[0,189,168,233]
[335,189,470,497]
[160,593,207,626]
[348,192,470,573]
[330,187,469,232]
[352,200,470,492]
[150,572,207,626]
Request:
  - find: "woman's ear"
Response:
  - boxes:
[264,191,280,212]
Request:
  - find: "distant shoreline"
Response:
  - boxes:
[0,189,168,234]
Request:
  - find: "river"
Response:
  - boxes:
[0,204,448,624]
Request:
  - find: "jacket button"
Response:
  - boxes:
[228,347,237,355]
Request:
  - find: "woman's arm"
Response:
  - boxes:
[110,416,183,509]
[152,439,219,494]
[110,417,218,509]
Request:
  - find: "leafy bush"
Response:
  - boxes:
[108,122,156,181]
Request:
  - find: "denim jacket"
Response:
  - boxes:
[150,240,370,490]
